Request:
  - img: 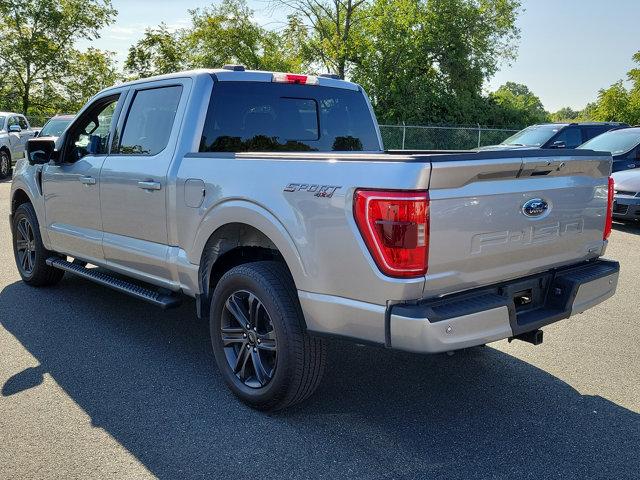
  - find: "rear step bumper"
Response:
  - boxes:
[46,257,182,309]
[388,259,620,353]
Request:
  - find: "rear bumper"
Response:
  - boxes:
[388,259,619,353]
[613,195,640,220]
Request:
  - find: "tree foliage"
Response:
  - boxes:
[352,0,523,125]
[489,82,549,126]
[0,0,553,130]
[0,0,117,114]
[124,0,306,79]
[124,24,186,78]
[270,0,370,79]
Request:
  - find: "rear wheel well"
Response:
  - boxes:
[0,146,10,157]
[197,223,293,318]
[209,246,284,288]
[11,189,31,214]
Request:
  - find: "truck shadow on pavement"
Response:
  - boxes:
[613,221,640,235]
[1,276,638,480]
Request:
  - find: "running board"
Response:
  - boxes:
[46,257,182,309]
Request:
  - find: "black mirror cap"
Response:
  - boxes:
[27,137,57,165]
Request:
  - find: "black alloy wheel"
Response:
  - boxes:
[15,216,36,276]
[220,290,278,388]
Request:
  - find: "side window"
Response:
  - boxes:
[65,96,119,163]
[554,127,582,148]
[581,126,607,143]
[118,85,182,155]
[18,116,28,130]
[7,116,19,129]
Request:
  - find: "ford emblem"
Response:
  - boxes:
[522,198,549,217]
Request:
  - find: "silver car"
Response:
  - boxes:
[612,169,640,221]
[0,112,36,179]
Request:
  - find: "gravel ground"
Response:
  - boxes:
[0,178,638,480]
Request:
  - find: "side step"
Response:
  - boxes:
[46,257,182,309]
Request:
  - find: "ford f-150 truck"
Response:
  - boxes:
[10,67,620,411]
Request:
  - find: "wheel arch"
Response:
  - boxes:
[192,202,307,319]
[11,188,32,214]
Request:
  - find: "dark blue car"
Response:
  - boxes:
[578,127,640,172]
[479,121,628,151]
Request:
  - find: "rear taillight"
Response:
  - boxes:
[604,176,614,240]
[354,190,429,278]
[272,73,319,85]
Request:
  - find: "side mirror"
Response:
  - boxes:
[27,138,57,165]
[549,140,566,149]
[8,125,21,133]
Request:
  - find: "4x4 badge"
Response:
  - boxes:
[284,183,341,198]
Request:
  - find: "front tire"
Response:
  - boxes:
[12,203,64,286]
[210,261,326,411]
[0,150,11,179]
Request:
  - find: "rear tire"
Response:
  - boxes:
[210,261,326,411]
[12,203,64,286]
[0,150,11,179]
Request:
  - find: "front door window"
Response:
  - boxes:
[64,97,118,163]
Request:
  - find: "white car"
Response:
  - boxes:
[0,112,36,179]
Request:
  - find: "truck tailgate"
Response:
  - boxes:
[423,152,612,297]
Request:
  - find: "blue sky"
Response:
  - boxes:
[79,0,640,112]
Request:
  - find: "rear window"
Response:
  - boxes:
[579,128,640,155]
[199,81,380,152]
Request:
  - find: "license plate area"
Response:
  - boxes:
[398,260,619,336]
[499,275,552,319]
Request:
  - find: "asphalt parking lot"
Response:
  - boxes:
[0,178,638,480]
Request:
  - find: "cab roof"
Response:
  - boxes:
[101,68,361,95]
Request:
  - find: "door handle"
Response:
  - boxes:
[137,180,161,191]
[79,176,96,185]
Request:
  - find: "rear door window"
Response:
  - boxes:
[581,126,609,143]
[118,85,183,155]
[200,81,380,152]
[552,127,582,148]
[18,116,29,130]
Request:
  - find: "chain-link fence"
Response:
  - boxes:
[380,124,520,150]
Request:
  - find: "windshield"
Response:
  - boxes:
[40,117,73,137]
[579,128,640,155]
[0,116,5,130]
[500,124,563,147]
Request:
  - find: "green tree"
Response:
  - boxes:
[490,82,549,126]
[186,0,303,72]
[125,24,186,79]
[352,0,522,125]
[0,0,117,114]
[271,0,371,78]
[53,48,120,113]
[551,106,580,122]
[592,81,632,123]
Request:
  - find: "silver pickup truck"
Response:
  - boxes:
[1,112,36,179]
[10,68,620,410]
